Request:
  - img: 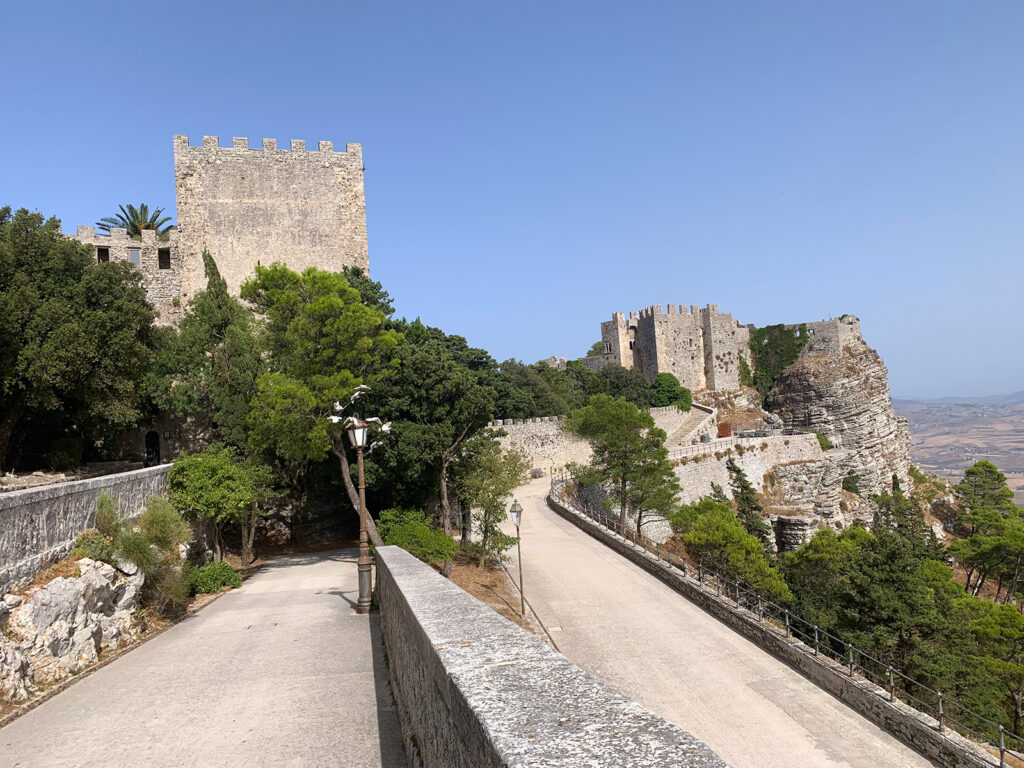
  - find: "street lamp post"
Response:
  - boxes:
[346,416,373,614]
[510,499,524,617]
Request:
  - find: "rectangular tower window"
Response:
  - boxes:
[129,248,141,267]
[96,247,109,263]
[158,248,171,270]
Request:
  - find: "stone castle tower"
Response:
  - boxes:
[581,304,862,392]
[71,135,369,321]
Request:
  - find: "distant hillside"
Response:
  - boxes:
[894,399,1024,504]
[895,391,1024,406]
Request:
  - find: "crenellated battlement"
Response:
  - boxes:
[172,135,361,158]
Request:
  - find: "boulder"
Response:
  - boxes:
[2,559,143,695]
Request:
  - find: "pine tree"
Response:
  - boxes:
[726,457,773,551]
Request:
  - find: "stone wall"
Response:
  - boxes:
[173,135,369,302]
[69,227,182,323]
[375,545,726,767]
[492,417,591,471]
[0,466,170,594]
[546,488,995,768]
[493,407,703,472]
[671,433,824,506]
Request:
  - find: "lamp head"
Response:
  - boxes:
[509,499,523,527]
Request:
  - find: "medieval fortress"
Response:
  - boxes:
[581,303,862,391]
[63,134,907,552]
[69,135,370,319]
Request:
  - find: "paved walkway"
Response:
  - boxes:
[0,549,405,768]
[506,478,936,768]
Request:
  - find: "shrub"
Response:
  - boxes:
[73,530,114,562]
[94,490,120,537]
[814,431,832,451]
[186,561,242,595]
[377,508,456,566]
[842,473,861,495]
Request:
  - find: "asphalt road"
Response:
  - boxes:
[505,477,936,768]
[0,549,405,768]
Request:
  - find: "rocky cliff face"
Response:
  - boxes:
[769,338,911,498]
[0,559,143,702]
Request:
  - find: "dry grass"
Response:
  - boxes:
[447,551,536,633]
[12,555,82,596]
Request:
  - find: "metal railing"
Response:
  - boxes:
[549,471,1024,768]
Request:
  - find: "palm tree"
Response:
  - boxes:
[96,204,176,240]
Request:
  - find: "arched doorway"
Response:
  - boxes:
[145,431,161,466]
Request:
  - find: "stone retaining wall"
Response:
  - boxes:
[375,545,726,768]
[0,466,170,594]
[547,487,996,768]
[492,407,707,473]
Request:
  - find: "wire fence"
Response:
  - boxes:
[550,471,1024,768]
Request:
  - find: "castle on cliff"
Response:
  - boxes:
[69,135,370,321]
[580,304,862,392]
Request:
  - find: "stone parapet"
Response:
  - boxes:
[0,465,170,594]
[375,545,726,767]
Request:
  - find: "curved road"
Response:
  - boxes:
[506,478,935,768]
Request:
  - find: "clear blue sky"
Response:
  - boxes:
[3,2,1022,398]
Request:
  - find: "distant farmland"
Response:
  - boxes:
[894,400,1024,504]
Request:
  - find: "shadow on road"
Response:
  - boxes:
[369,610,407,767]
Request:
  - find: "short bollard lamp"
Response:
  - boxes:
[510,499,525,616]
[345,415,374,614]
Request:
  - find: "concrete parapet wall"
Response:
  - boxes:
[546,488,994,768]
[0,466,170,594]
[374,545,726,768]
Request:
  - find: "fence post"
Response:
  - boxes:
[887,666,894,702]
[785,610,791,638]
[999,724,1006,767]
[847,643,854,676]
[814,625,819,656]
[757,596,763,622]
[698,564,704,586]
[937,692,944,732]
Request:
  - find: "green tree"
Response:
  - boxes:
[586,341,604,357]
[0,207,158,470]
[650,372,692,410]
[364,339,495,576]
[96,203,175,239]
[748,323,809,400]
[589,365,654,408]
[150,252,262,449]
[972,602,1024,735]
[341,265,394,317]
[624,430,682,539]
[240,263,401,526]
[566,395,660,528]
[168,445,276,565]
[872,486,943,562]
[726,457,773,550]
[682,501,791,603]
[458,442,530,566]
[948,462,1018,595]
[709,482,730,505]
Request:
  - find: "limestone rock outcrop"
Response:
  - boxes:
[0,559,143,701]
[769,338,911,497]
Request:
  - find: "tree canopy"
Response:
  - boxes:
[0,207,159,470]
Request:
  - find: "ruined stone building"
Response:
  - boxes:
[581,304,862,392]
[69,135,369,322]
